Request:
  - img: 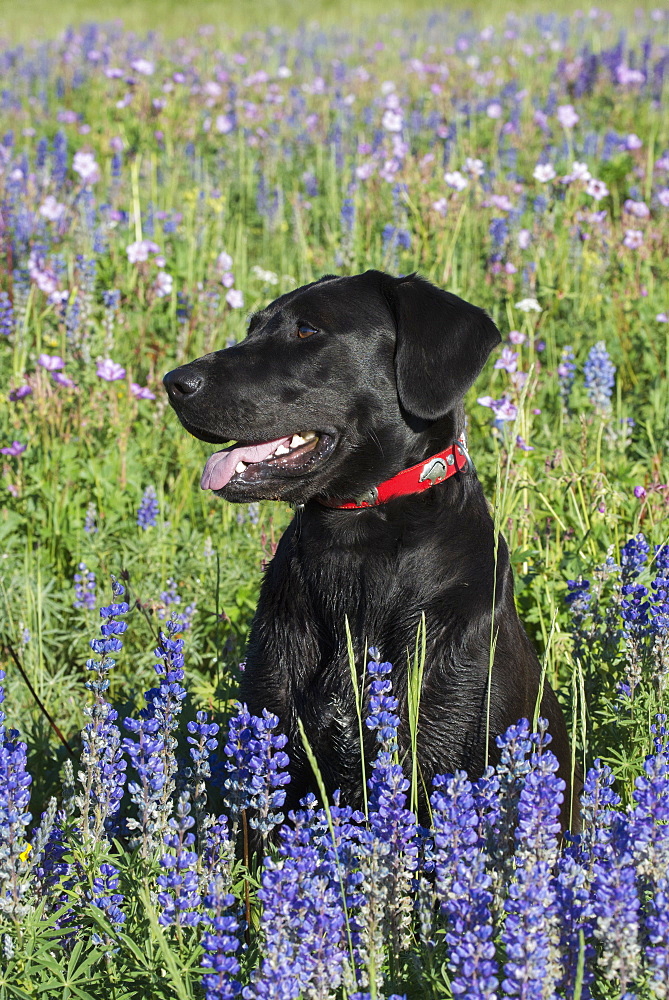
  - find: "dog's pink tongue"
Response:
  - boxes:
[201,437,291,491]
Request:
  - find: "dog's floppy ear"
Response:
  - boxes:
[384,273,502,421]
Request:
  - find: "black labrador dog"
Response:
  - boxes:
[164,269,575,827]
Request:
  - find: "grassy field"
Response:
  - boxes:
[0,2,668,997]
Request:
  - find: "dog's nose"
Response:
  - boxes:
[163,367,204,401]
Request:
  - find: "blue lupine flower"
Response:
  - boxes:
[382,224,397,255]
[489,216,509,247]
[650,544,669,634]
[186,710,219,835]
[65,296,81,345]
[52,130,68,188]
[630,738,669,990]
[620,582,650,638]
[577,760,639,992]
[222,705,290,842]
[200,883,242,999]
[236,503,260,527]
[0,292,14,337]
[565,576,594,661]
[200,813,235,894]
[0,669,33,918]
[340,197,355,234]
[137,486,159,529]
[32,816,70,917]
[157,578,196,631]
[90,862,125,927]
[358,656,418,965]
[580,757,621,830]
[500,720,564,1000]
[431,771,499,999]
[583,341,616,412]
[248,803,347,999]
[77,578,128,842]
[122,714,166,856]
[566,577,592,622]
[489,719,533,896]
[124,620,188,853]
[396,228,411,250]
[157,790,201,927]
[557,345,576,410]
[73,562,96,610]
[102,289,121,312]
[554,847,596,999]
[84,502,98,534]
[621,533,650,583]
[591,812,641,993]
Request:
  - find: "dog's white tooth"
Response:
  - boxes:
[301,430,317,441]
[235,461,247,473]
[290,434,307,448]
[275,445,290,456]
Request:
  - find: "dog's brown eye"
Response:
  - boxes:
[297,323,318,338]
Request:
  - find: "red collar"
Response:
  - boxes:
[318,440,473,509]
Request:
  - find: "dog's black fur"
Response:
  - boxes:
[164,270,576,827]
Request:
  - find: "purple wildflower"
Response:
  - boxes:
[494,346,518,373]
[96,358,126,382]
[8,385,32,402]
[37,353,65,370]
[623,228,644,249]
[0,441,26,457]
[476,395,518,422]
[51,371,76,389]
[72,150,99,184]
[130,382,156,400]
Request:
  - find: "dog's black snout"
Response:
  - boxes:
[163,367,204,401]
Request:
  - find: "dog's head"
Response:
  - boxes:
[163,270,501,504]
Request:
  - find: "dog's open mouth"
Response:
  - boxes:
[201,431,335,492]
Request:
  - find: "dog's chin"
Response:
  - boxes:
[211,431,339,503]
[173,412,232,445]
